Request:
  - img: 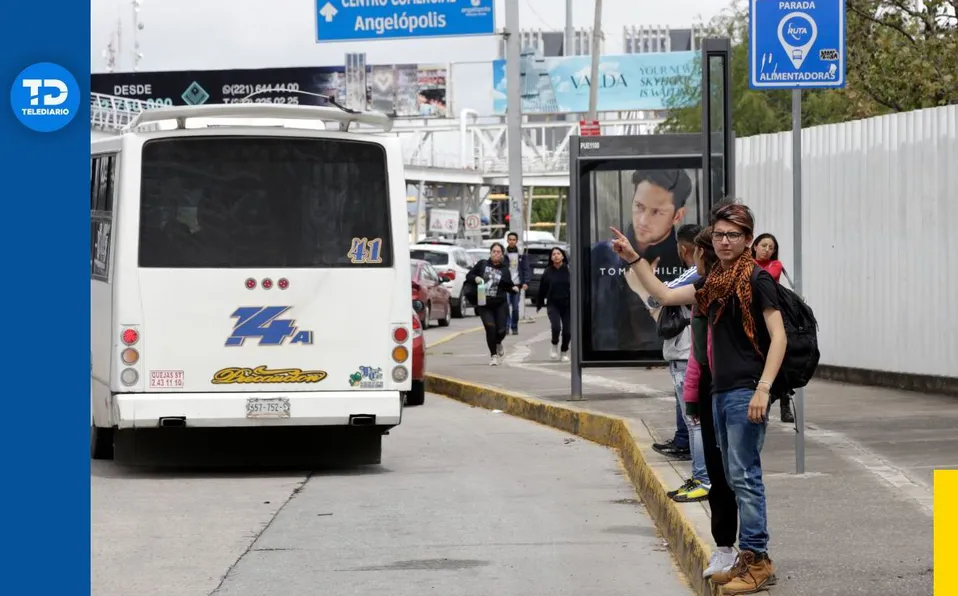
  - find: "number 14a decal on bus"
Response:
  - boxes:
[225,306,314,347]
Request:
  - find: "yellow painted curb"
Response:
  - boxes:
[426,372,723,596]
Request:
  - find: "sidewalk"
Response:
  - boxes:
[425,317,945,596]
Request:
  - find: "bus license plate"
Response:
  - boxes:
[534,268,545,275]
[246,397,290,419]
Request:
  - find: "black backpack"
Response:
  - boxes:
[751,267,821,392]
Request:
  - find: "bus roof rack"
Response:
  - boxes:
[124,102,394,133]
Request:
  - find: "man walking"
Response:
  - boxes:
[505,232,531,335]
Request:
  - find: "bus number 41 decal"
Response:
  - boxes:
[347,237,383,264]
[225,306,314,346]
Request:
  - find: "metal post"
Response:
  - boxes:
[565,0,574,56]
[416,180,426,242]
[792,89,806,475]
[568,143,583,401]
[505,0,525,238]
[587,0,603,119]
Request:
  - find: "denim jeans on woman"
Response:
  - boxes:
[668,360,708,484]
[712,387,769,553]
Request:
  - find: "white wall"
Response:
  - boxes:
[735,105,958,378]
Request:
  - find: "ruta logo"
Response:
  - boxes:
[10,62,80,133]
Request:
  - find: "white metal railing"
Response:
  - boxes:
[90,92,662,177]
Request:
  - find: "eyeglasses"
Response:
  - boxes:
[712,231,745,242]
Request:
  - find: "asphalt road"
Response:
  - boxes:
[92,395,692,596]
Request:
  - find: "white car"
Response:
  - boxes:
[410,242,474,318]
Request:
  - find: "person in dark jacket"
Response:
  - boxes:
[505,232,533,335]
[536,246,571,361]
[467,242,519,366]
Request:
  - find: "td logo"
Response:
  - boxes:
[10,62,80,133]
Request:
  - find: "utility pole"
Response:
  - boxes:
[587,0,603,119]
[505,0,524,238]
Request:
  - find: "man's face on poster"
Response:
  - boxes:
[631,180,687,248]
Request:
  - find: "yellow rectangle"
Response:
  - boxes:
[935,470,958,595]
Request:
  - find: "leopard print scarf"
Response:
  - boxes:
[695,250,762,356]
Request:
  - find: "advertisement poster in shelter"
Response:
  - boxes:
[585,166,702,359]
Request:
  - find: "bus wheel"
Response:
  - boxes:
[91,425,114,460]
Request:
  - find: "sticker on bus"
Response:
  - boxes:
[211,366,327,385]
[225,306,314,347]
[150,370,184,388]
[347,237,384,264]
[349,366,384,389]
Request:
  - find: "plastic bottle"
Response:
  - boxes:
[476,279,486,306]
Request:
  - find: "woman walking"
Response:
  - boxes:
[610,201,787,595]
[466,242,519,366]
[535,247,571,361]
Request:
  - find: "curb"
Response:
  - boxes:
[426,372,723,596]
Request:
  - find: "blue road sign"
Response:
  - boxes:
[749,0,846,89]
[316,0,495,43]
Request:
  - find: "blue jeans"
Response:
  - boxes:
[507,291,521,331]
[713,387,769,553]
[668,360,690,450]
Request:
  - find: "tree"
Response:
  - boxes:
[660,0,957,136]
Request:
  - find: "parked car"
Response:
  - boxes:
[524,241,570,301]
[410,243,474,318]
[406,303,426,406]
[410,259,452,328]
[466,247,487,266]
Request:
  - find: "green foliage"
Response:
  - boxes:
[660,0,957,136]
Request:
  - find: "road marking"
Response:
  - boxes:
[803,425,933,516]
[427,325,483,349]
[503,331,672,401]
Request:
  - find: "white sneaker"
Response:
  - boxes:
[550,345,559,360]
[703,547,737,578]
[489,355,500,366]
[560,351,570,362]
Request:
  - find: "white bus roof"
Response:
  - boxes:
[124,103,394,134]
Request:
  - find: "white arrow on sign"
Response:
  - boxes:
[320,2,338,23]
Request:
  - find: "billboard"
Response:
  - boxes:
[491,51,698,114]
[585,167,702,358]
[92,63,448,118]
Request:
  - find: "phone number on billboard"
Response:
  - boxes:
[222,83,301,97]
[222,97,301,104]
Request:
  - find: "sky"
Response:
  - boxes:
[91,0,732,73]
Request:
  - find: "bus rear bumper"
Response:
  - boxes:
[114,390,403,429]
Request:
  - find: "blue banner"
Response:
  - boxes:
[492,51,699,114]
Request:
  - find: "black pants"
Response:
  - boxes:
[477,301,509,356]
[546,303,571,351]
[698,367,738,548]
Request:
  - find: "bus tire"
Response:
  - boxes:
[405,380,426,406]
[348,430,382,465]
[91,424,114,460]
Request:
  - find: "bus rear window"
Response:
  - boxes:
[138,136,392,268]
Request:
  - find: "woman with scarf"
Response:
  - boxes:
[609,201,787,595]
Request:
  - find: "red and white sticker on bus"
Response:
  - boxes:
[150,370,184,388]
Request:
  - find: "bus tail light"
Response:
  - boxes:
[121,328,139,345]
[121,348,139,365]
[392,366,409,383]
[392,346,409,363]
[393,327,409,343]
[120,368,139,386]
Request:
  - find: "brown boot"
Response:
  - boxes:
[710,551,748,585]
[722,550,777,595]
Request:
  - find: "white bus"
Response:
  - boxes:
[90,103,412,465]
